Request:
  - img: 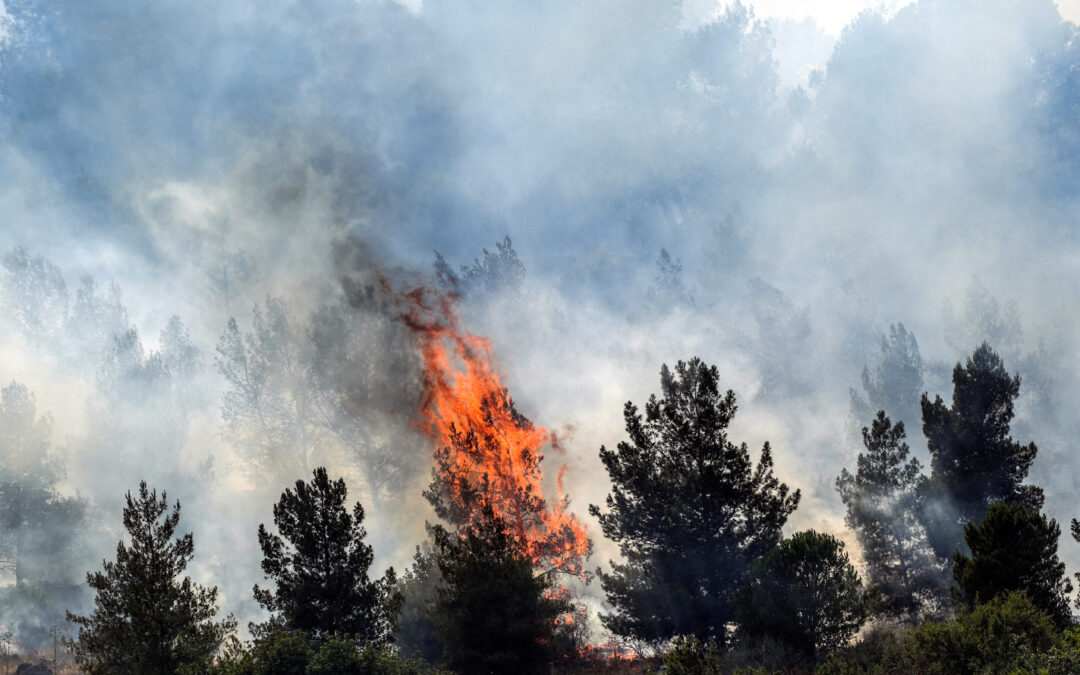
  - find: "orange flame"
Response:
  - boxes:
[399,284,591,579]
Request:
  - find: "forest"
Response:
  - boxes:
[6,0,1080,673]
[1,240,1079,674]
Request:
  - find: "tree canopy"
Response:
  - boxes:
[836,411,943,620]
[429,505,566,674]
[953,502,1072,628]
[735,530,874,663]
[920,343,1042,560]
[589,357,800,644]
[67,482,234,675]
[253,467,401,644]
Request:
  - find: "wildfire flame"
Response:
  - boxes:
[399,284,591,579]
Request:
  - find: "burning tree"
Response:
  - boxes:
[400,286,591,580]
[429,505,568,674]
[590,358,801,645]
[386,281,592,665]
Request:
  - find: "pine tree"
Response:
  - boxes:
[836,412,944,620]
[429,505,565,674]
[589,358,801,644]
[67,482,234,674]
[920,343,1042,561]
[253,467,401,644]
[735,531,874,663]
[952,502,1072,627]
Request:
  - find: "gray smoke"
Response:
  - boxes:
[2,0,1080,645]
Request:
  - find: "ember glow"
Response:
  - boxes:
[399,285,592,579]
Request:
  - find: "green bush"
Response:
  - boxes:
[212,632,434,675]
[662,635,724,675]
[820,592,1066,675]
[904,591,1057,674]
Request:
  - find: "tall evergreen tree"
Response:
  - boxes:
[952,502,1072,628]
[589,358,801,644]
[429,505,565,674]
[735,530,874,663]
[836,412,944,620]
[253,467,401,644]
[67,482,234,675]
[920,343,1041,560]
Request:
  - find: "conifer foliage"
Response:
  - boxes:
[590,357,800,643]
[952,502,1072,628]
[920,343,1041,560]
[253,467,401,644]
[67,482,234,675]
[836,412,943,619]
[736,530,873,662]
[429,505,566,674]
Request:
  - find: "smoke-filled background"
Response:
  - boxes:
[3,0,1080,645]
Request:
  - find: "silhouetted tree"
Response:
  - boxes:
[429,505,566,674]
[836,412,944,620]
[736,531,874,663]
[67,482,234,674]
[253,467,400,644]
[590,358,801,644]
[920,343,1042,561]
[952,502,1071,627]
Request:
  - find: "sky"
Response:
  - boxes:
[3,0,1080,643]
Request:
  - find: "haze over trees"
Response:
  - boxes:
[836,412,944,620]
[217,296,424,515]
[10,0,1080,669]
[920,343,1042,562]
[849,323,925,437]
[0,382,87,649]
